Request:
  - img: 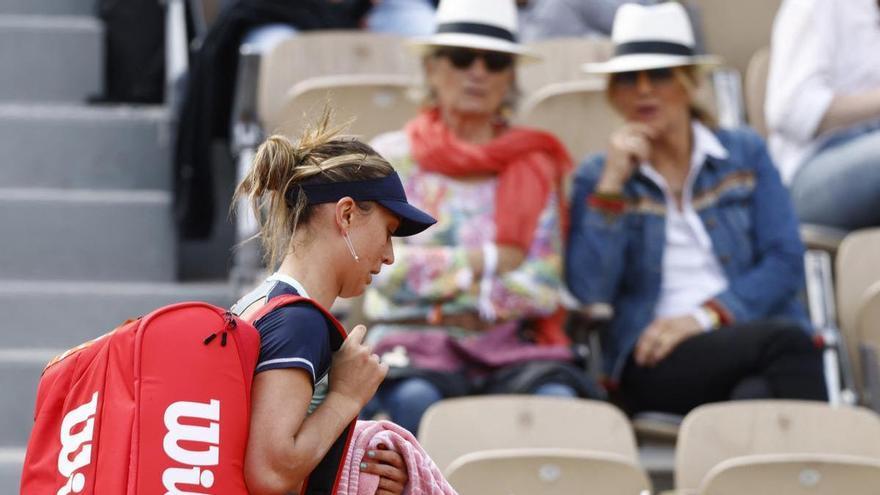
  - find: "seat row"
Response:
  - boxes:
[416,395,880,494]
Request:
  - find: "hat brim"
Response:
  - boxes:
[408,33,541,63]
[583,54,721,74]
[378,200,437,237]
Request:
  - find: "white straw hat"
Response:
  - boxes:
[409,0,538,61]
[584,2,720,73]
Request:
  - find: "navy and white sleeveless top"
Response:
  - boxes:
[232,273,333,414]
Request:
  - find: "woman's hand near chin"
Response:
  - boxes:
[598,123,657,193]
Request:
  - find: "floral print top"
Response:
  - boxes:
[363,130,565,335]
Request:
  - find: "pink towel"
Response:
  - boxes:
[336,420,458,495]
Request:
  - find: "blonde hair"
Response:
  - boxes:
[233,110,394,269]
[672,65,718,129]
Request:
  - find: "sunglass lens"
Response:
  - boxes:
[483,52,514,72]
[647,68,674,82]
[613,71,639,86]
[446,49,478,69]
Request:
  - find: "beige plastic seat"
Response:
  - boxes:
[517,37,613,97]
[691,0,783,79]
[675,400,880,493]
[266,74,420,142]
[418,395,640,475]
[517,79,622,162]
[257,31,419,132]
[699,453,880,495]
[836,229,880,396]
[744,46,770,137]
[858,281,880,411]
[446,448,651,495]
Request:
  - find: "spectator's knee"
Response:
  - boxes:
[387,377,443,407]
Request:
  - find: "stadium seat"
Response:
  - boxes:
[518,37,613,97]
[744,46,770,137]
[858,282,880,413]
[689,0,783,79]
[445,448,651,495]
[257,31,419,134]
[675,400,880,493]
[418,395,641,475]
[699,453,880,495]
[266,73,420,141]
[836,228,880,402]
[518,79,621,162]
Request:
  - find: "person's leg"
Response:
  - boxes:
[532,382,579,398]
[365,0,436,36]
[790,129,880,231]
[620,320,826,415]
[240,23,298,49]
[377,377,444,434]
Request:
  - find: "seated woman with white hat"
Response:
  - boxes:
[565,2,828,415]
[363,0,598,434]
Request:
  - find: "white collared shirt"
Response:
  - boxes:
[766,0,880,183]
[640,122,730,329]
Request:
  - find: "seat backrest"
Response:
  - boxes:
[691,0,783,78]
[836,228,880,394]
[675,400,880,491]
[857,281,880,411]
[445,448,651,495]
[517,79,622,163]
[744,46,770,137]
[418,395,639,474]
[517,37,613,97]
[266,74,420,142]
[257,31,419,132]
[699,453,880,495]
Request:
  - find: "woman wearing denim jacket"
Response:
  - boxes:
[565,3,827,415]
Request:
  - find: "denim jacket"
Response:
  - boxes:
[565,126,809,378]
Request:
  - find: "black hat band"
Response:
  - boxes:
[615,40,694,58]
[436,22,516,43]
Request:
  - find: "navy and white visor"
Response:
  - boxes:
[294,172,437,237]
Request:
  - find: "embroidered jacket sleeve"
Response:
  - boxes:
[706,130,806,324]
[565,155,630,305]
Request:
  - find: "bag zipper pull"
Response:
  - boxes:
[204,312,238,346]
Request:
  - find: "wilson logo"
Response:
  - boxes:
[57,392,99,495]
[162,400,220,494]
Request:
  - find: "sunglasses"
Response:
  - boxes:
[434,48,515,73]
[611,68,676,87]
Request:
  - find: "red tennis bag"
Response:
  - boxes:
[21,296,353,495]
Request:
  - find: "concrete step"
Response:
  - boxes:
[0,280,235,349]
[0,350,52,447]
[0,104,171,190]
[0,0,93,16]
[0,15,102,102]
[0,448,23,493]
[0,188,176,281]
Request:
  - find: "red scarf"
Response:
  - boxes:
[406,108,573,251]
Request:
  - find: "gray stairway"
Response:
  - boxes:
[0,3,234,491]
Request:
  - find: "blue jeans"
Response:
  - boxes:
[368,378,579,435]
[365,0,436,37]
[791,122,880,231]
